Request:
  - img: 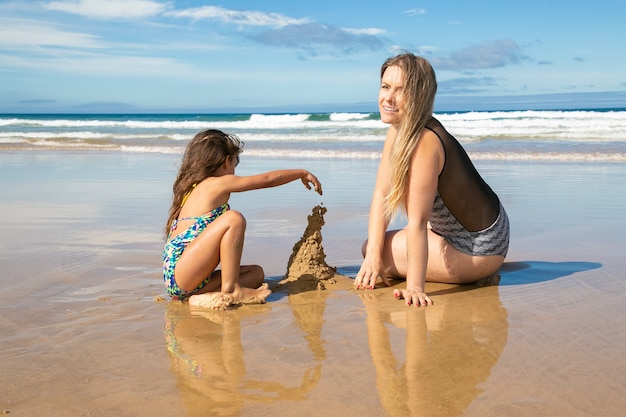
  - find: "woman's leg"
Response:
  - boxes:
[379,229,504,284]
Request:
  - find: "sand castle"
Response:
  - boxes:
[277,204,348,293]
[190,204,348,309]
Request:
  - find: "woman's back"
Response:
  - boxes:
[426,117,500,232]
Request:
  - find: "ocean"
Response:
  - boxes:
[1,109,625,162]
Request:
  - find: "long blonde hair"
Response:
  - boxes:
[164,129,243,238]
[382,53,437,219]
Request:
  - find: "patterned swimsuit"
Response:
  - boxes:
[424,118,510,258]
[429,193,510,257]
[162,203,230,300]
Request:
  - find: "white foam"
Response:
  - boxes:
[2,110,625,161]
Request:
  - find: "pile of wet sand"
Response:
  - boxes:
[275,205,351,293]
[190,205,351,309]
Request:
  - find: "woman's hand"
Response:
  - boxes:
[393,287,433,307]
[301,171,323,195]
[355,256,391,290]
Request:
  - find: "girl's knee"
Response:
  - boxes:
[223,209,247,230]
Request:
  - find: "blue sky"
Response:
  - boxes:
[1,0,625,113]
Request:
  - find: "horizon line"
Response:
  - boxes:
[2,91,625,114]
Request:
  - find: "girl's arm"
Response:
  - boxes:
[355,127,394,289]
[223,169,322,195]
[178,169,321,229]
[395,129,443,306]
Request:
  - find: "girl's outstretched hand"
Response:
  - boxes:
[302,171,323,195]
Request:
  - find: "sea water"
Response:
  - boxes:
[1,109,625,162]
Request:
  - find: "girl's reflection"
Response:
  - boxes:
[164,299,322,416]
[163,278,506,416]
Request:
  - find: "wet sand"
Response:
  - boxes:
[1,151,625,416]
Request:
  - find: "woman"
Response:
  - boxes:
[355,53,510,306]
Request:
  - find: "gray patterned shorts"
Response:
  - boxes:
[429,195,510,257]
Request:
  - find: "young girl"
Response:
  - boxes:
[163,129,323,308]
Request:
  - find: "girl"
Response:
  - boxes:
[163,129,323,308]
[354,53,510,306]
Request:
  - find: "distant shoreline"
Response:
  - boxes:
[3,91,626,115]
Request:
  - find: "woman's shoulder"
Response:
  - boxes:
[414,126,445,171]
[418,125,444,150]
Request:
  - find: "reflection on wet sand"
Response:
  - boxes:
[284,289,329,362]
[164,276,508,416]
[164,298,326,416]
[360,279,508,417]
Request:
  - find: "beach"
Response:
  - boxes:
[1,111,625,416]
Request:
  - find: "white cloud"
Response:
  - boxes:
[0,18,104,48]
[166,5,309,28]
[44,0,168,19]
[431,39,524,70]
[253,23,385,54]
[0,51,195,77]
[167,6,386,55]
[342,27,386,36]
[403,8,426,16]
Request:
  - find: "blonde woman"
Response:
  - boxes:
[355,53,510,306]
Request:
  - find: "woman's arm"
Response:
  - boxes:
[394,130,443,306]
[355,127,395,289]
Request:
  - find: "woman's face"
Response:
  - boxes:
[378,65,406,127]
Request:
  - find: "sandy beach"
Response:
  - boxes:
[1,150,625,417]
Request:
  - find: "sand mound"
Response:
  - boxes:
[276,205,351,293]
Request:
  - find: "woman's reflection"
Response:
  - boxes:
[360,280,508,417]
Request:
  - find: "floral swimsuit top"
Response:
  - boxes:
[169,203,230,234]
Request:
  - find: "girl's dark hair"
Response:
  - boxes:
[164,129,243,237]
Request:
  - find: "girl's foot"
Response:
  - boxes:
[230,283,272,305]
[188,292,235,310]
